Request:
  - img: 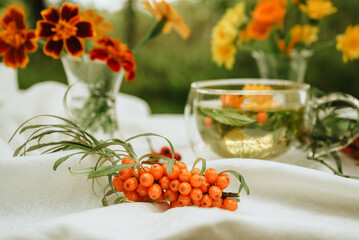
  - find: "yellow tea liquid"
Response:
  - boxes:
[196,106,305,159]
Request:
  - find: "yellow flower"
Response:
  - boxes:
[212,42,237,70]
[222,2,247,28]
[142,0,190,39]
[299,0,337,20]
[80,9,113,40]
[290,24,319,45]
[336,25,359,63]
[211,20,237,45]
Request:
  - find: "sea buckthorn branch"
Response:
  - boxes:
[10,114,250,210]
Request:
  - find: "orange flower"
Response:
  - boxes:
[80,9,113,40]
[252,0,286,27]
[0,5,37,69]
[336,25,359,63]
[299,0,337,20]
[247,21,272,40]
[142,0,190,39]
[89,36,136,81]
[36,3,94,59]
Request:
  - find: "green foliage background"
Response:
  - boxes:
[1,0,359,113]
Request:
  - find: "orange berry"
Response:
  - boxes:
[138,166,150,177]
[122,157,135,165]
[257,112,267,124]
[192,200,201,206]
[170,200,182,208]
[204,116,213,127]
[140,172,154,187]
[167,165,180,180]
[169,179,181,192]
[211,198,223,208]
[191,168,201,175]
[178,194,191,206]
[150,164,164,180]
[136,184,148,197]
[176,162,187,170]
[200,194,212,208]
[134,170,139,179]
[200,178,210,193]
[124,191,138,202]
[179,182,192,195]
[216,173,230,189]
[156,193,165,202]
[190,174,203,188]
[162,164,168,176]
[178,169,191,182]
[209,186,222,200]
[205,168,218,185]
[124,177,138,192]
[139,195,151,202]
[158,176,171,190]
[223,198,238,211]
[112,176,125,192]
[118,167,134,180]
[164,189,178,202]
[148,183,162,200]
[190,188,203,202]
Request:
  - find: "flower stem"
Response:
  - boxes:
[133,18,167,54]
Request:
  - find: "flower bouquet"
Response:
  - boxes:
[0,1,190,137]
[211,0,359,82]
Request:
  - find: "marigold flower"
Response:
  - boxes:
[336,25,359,63]
[211,42,237,70]
[36,3,94,59]
[211,20,237,46]
[142,0,190,39]
[0,4,37,69]
[279,24,319,53]
[247,21,272,40]
[89,36,137,81]
[299,0,337,20]
[221,2,247,28]
[80,9,113,40]
[252,0,286,27]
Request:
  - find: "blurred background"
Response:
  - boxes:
[1,0,359,113]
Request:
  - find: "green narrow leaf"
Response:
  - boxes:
[220,170,250,195]
[54,152,83,170]
[114,196,128,204]
[102,196,109,206]
[330,151,342,174]
[192,157,207,175]
[68,167,95,176]
[230,197,241,203]
[88,163,138,179]
[166,158,175,176]
[199,107,256,127]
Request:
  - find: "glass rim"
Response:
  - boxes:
[191,79,310,95]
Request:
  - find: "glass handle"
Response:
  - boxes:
[312,92,359,157]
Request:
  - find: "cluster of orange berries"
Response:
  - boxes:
[112,157,239,211]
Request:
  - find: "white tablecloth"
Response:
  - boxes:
[1,82,359,240]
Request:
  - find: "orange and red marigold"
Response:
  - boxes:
[0,4,38,69]
[36,3,94,59]
[89,36,137,81]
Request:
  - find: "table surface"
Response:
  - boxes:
[1,81,359,240]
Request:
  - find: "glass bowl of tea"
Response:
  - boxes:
[185,79,359,160]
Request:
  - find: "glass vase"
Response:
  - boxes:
[61,54,124,139]
[252,50,313,83]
